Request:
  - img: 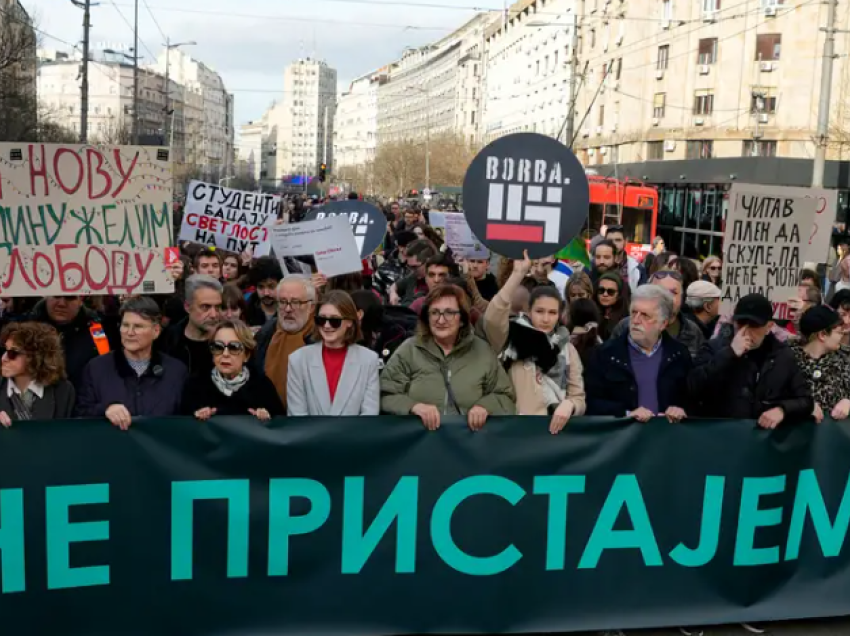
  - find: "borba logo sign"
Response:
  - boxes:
[315,211,373,254]
[484,157,570,244]
[462,133,590,260]
[305,200,385,258]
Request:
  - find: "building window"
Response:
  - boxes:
[647,141,664,160]
[657,45,669,70]
[702,0,720,14]
[743,140,777,156]
[693,91,714,115]
[697,38,718,64]
[662,0,673,19]
[750,88,777,113]
[653,92,666,118]
[615,57,622,79]
[598,105,605,127]
[756,34,782,61]
[590,28,596,48]
[686,140,713,159]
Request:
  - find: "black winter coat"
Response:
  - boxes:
[160,318,214,378]
[28,301,120,391]
[75,349,188,417]
[585,332,693,416]
[181,372,284,417]
[688,331,813,421]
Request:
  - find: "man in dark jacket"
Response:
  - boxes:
[161,275,222,378]
[391,239,437,307]
[610,270,705,358]
[29,297,119,390]
[75,297,187,425]
[374,230,416,301]
[586,285,692,421]
[689,293,813,427]
[244,257,284,328]
[465,254,499,301]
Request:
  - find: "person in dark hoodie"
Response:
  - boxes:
[244,257,284,328]
[689,293,813,427]
[28,296,119,390]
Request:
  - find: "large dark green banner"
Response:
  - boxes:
[0,416,849,635]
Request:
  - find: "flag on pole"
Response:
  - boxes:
[556,236,591,268]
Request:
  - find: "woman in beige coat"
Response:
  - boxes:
[484,251,586,434]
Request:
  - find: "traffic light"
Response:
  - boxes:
[319,163,327,182]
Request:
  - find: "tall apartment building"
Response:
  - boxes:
[0,0,37,140]
[482,0,578,143]
[151,49,234,177]
[377,12,496,146]
[274,58,337,178]
[334,68,386,174]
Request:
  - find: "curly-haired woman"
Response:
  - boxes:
[0,322,75,425]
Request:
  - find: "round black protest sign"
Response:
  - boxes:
[462,133,589,260]
[305,200,385,258]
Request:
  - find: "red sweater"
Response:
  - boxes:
[322,345,347,402]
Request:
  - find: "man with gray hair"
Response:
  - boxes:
[585,285,692,422]
[254,275,317,407]
[161,274,223,377]
[685,280,722,339]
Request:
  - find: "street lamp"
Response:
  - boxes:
[163,39,197,148]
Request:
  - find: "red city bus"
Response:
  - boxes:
[584,176,659,261]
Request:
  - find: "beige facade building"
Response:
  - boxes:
[572,0,847,165]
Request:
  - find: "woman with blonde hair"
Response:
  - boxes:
[702,256,723,288]
[0,322,75,425]
[287,291,380,416]
[182,319,283,422]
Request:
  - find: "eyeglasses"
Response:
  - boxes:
[2,348,23,361]
[708,266,722,271]
[651,270,683,282]
[279,299,311,310]
[316,315,344,329]
[209,341,246,356]
[429,309,461,321]
[598,287,619,297]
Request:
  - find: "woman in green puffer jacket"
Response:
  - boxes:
[381,284,516,431]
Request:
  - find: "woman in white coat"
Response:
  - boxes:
[287,290,380,416]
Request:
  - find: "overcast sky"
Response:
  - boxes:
[32,0,495,131]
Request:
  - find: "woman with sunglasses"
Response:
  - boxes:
[701,256,723,288]
[287,291,380,416]
[595,273,629,341]
[182,319,283,422]
[0,322,75,426]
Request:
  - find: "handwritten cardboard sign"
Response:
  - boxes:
[0,143,174,296]
[270,217,362,278]
[180,181,280,256]
[721,184,816,320]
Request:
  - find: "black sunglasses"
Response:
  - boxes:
[652,270,683,282]
[598,287,619,296]
[2,348,23,361]
[209,341,245,356]
[316,315,344,329]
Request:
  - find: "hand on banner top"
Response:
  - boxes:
[312,272,329,291]
[462,133,590,260]
[240,247,255,267]
[304,200,385,259]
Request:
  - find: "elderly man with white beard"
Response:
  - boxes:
[253,275,317,409]
[585,285,693,422]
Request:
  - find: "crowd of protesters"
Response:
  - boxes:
[3,195,848,446]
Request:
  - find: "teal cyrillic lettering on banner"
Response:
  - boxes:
[341,476,418,574]
[579,474,662,569]
[670,476,725,567]
[0,489,25,593]
[171,480,250,581]
[268,478,331,576]
[734,475,786,566]
[431,476,524,576]
[45,484,110,590]
[532,475,586,571]
[786,469,850,560]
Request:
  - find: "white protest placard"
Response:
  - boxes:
[444,212,490,259]
[270,217,362,278]
[0,143,174,296]
[180,180,279,256]
[721,184,817,320]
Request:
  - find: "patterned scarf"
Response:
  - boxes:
[500,314,571,407]
[211,367,250,397]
